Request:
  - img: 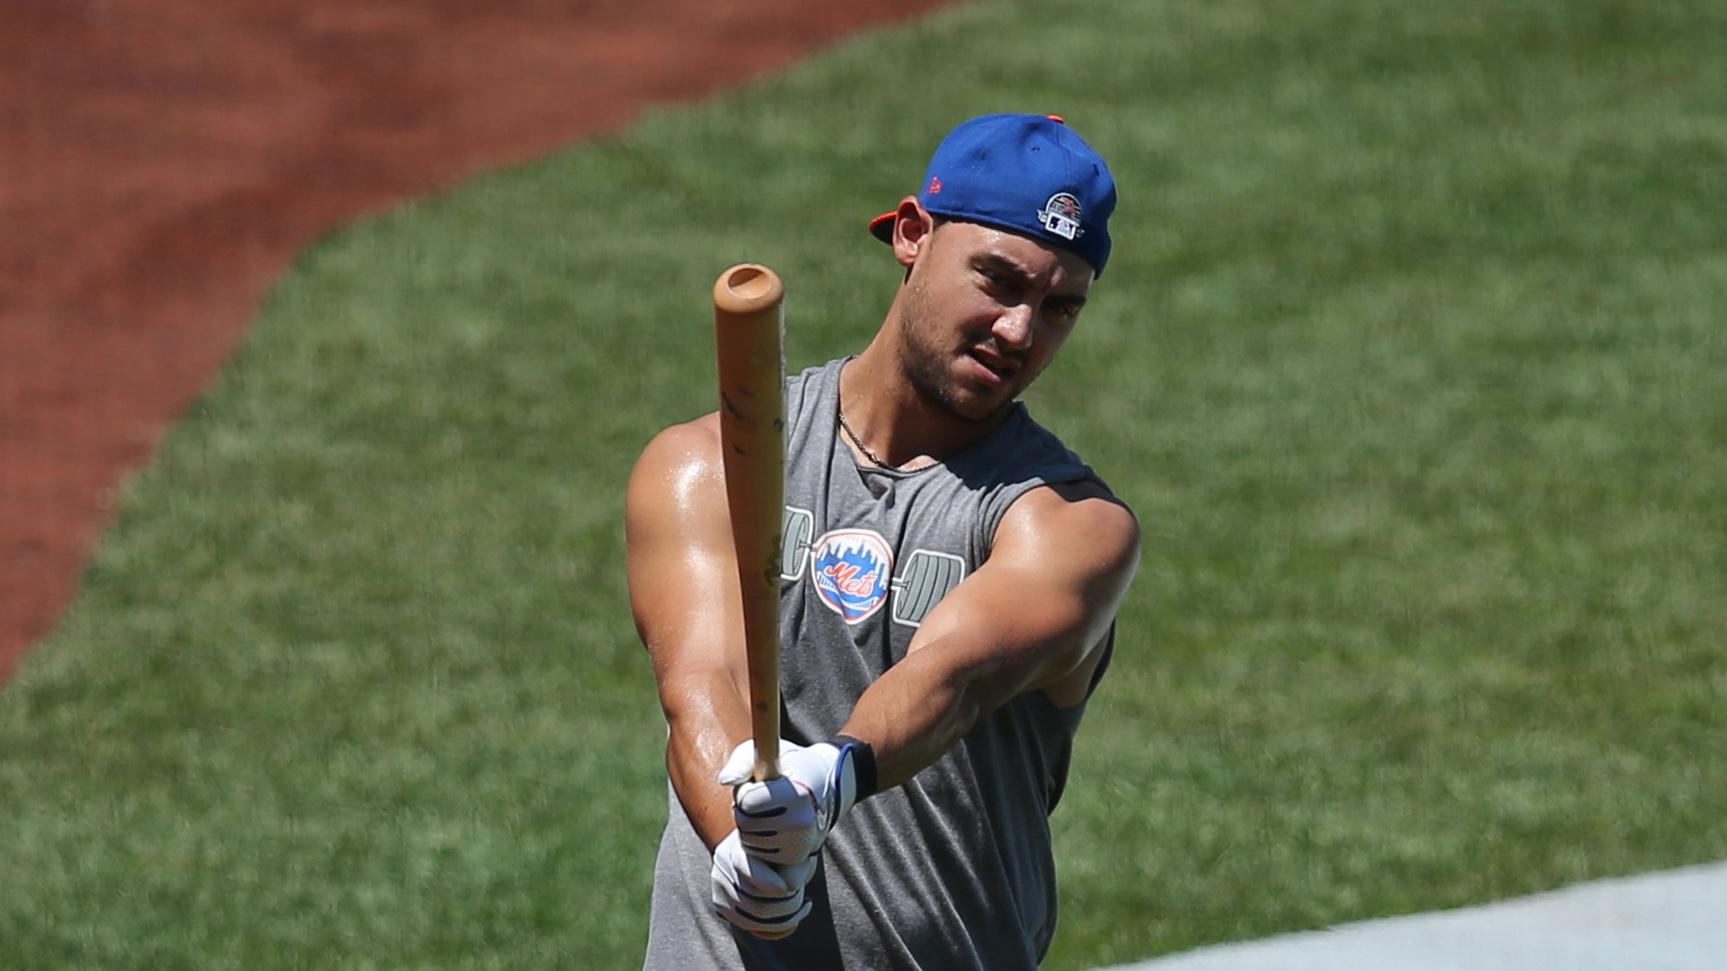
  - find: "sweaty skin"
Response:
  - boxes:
[627,199,1140,850]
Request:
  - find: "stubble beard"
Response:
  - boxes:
[896,279,1010,425]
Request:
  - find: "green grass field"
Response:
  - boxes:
[4,0,1725,967]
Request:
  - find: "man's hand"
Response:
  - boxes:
[718,739,862,866]
[710,830,818,939]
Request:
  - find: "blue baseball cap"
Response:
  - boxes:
[869,113,1117,276]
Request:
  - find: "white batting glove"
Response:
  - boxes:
[710,829,817,939]
[718,738,863,867]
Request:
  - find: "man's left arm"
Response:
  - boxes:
[724,481,1138,865]
[839,480,1139,789]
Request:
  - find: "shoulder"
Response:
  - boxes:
[964,407,1126,553]
[634,413,721,472]
[961,405,1112,495]
[626,413,724,522]
[788,358,842,399]
[994,480,1140,583]
[1013,408,1113,488]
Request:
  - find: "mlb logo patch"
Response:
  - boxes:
[810,528,894,624]
[1038,191,1084,240]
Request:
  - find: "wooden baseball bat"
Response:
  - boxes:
[713,263,786,782]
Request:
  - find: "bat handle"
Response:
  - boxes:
[754,739,780,782]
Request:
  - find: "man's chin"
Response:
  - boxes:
[906,358,1018,423]
[944,387,1018,424]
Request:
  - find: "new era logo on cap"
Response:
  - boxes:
[868,113,1117,276]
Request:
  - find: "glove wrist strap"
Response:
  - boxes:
[831,735,879,803]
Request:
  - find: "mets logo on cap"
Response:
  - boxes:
[1038,192,1084,241]
[810,528,894,624]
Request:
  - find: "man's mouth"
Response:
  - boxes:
[965,346,1018,382]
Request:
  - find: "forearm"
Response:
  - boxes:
[662,669,753,851]
[836,645,1002,792]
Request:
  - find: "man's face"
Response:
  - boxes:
[896,219,1095,422]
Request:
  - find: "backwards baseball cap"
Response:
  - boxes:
[869,113,1117,276]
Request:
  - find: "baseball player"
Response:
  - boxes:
[630,113,1140,969]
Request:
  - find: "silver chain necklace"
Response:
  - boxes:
[836,405,904,471]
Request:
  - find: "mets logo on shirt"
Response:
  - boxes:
[810,528,894,624]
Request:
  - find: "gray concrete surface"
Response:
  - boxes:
[1106,860,1727,970]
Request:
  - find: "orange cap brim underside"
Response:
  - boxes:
[867,211,897,244]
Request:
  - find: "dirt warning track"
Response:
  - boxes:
[0,0,952,679]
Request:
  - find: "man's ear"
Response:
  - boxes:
[892,198,934,268]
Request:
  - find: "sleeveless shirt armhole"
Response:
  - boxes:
[976,466,1106,557]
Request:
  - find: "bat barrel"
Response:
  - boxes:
[713,263,786,782]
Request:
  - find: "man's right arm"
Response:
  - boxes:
[626,414,753,852]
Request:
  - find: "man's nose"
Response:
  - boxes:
[994,303,1035,351]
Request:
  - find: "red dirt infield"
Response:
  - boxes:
[0,0,951,680]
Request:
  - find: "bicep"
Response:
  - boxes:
[625,420,750,698]
[905,486,1139,703]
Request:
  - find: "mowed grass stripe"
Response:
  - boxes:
[4,1,1725,968]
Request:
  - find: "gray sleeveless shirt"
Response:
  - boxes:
[644,358,1119,970]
